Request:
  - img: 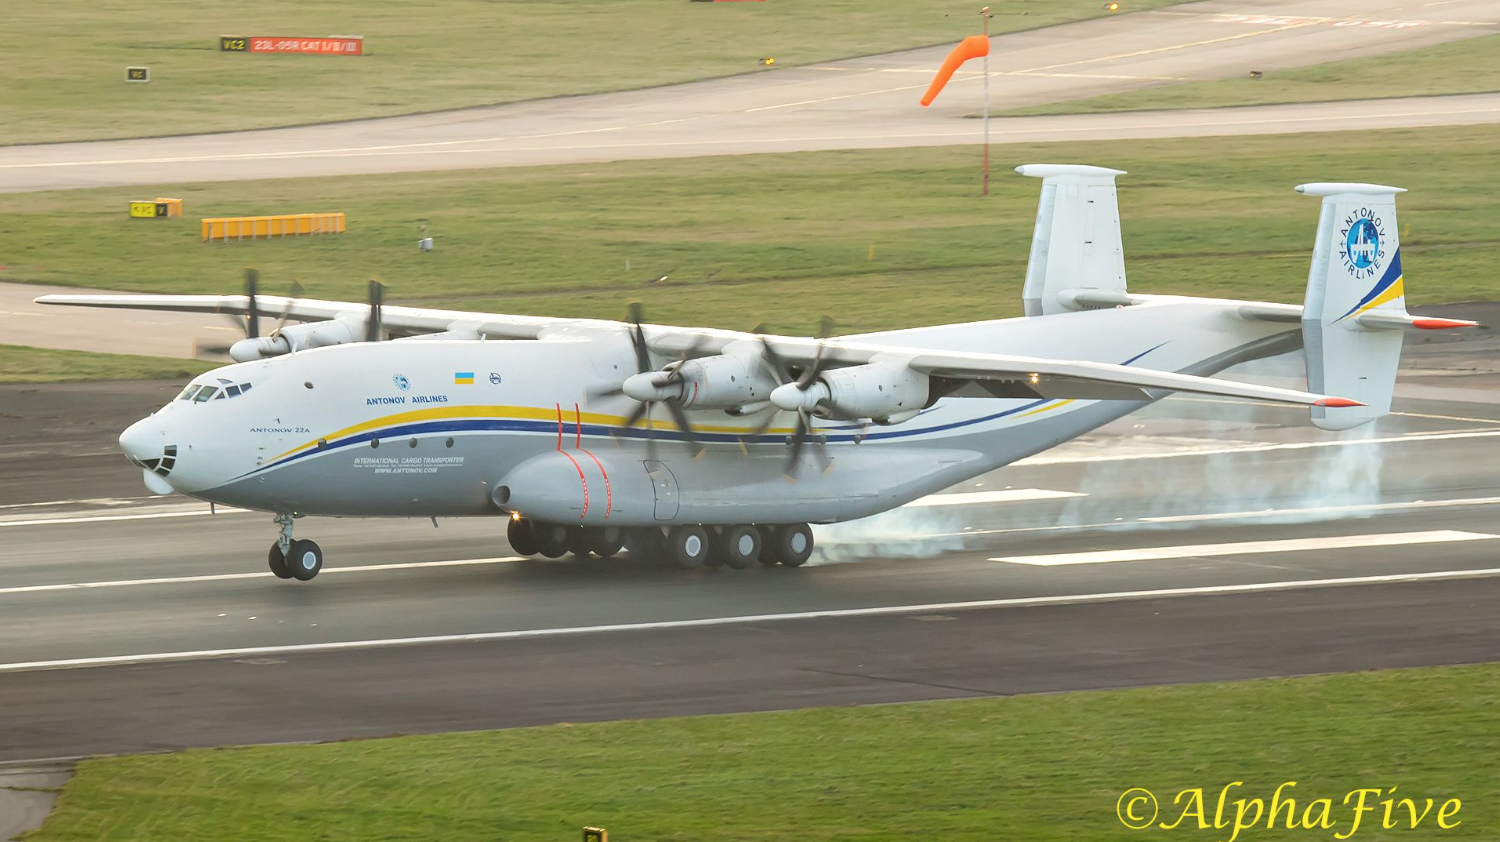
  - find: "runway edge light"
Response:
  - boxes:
[583,827,608,842]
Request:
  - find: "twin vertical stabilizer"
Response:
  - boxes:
[1015,164,1128,317]
[1297,182,1407,431]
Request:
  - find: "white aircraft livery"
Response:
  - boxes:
[38,166,1477,580]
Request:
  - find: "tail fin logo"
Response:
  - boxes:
[1339,209,1387,279]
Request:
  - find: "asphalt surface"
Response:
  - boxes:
[1,0,1496,193]
[3,352,1500,760]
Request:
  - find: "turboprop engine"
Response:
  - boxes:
[770,355,930,425]
[230,317,360,361]
[621,340,780,413]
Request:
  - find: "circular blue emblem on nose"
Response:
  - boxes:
[393,374,410,391]
[1345,218,1380,270]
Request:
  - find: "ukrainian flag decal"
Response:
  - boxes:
[454,372,475,385]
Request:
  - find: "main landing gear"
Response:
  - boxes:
[507,517,814,570]
[268,512,322,582]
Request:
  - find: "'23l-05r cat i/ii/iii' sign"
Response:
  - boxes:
[220,36,364,55]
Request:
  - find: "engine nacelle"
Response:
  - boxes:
[622,341,779,411]
[771,356,929,424]
[229,318,358,361]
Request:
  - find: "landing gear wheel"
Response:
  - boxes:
[287,539,323,581]
[668,525,711,570]
[507,517,539,556]
[703,528,727,568]
[624,527,664,561]
[756,526,782,566]
[718,525,762,570]
[590,526,626,559]
[569,527,594,558]
[533,522,571,558]
[268,542,292,579]
[771,523,813,567]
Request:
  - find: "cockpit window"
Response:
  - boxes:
[177,382,254,402]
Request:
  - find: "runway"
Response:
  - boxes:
[4,367,1500,760]
[1,0,1496,193]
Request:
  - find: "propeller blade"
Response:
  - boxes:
[785,410,810,474]
[626,303,651,373]
[245,269,260,339]
[796,342,828,391]
[754,331,793,385]
[664,399,705,457]
[623,400,651,429]
[272,281,306,337]
[365,279,385,343]
[817,314,836,339]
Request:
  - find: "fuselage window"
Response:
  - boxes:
[178,385,202,401]
[239,383,252,394]
[226,385,242,397]
[194,387,220,403]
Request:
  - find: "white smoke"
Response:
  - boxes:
[806,354,1392,559]
[811,506,968,564]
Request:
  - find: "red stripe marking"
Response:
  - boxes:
[1314,397,1365,408]
[573,403,612,520]
[555,403,564,451]
[558,450,589,519]
[1412,317,1480,330]
[578,448,612,520]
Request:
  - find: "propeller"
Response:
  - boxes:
[749,317,837,475]
[198,269,262,357]
[593,303,705,457]
[365,279,385,343]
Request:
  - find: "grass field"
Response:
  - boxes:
[0,345,211,383]
[32,663,1500,840]
[1,0,1190,146]
[1001,32,1500,116]
[2,124,1497,340]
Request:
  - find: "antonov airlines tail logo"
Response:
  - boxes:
[1338,208,1387,280]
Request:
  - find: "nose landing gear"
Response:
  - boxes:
[269,512,323,581]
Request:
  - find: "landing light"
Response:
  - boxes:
[1029,373,1040,385]
[1103,2,1120,9]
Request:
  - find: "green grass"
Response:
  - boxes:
[32,663,1500,840]
[1001,32,1500,116]
[0,345,212,383]
[2,124,1496,338]
[1,0,1191,146]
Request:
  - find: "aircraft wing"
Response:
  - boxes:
[896,348,1357,407]
[32,293,560,339]
[683,335,1357,409]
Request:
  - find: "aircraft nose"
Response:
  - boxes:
[118,418,160,463]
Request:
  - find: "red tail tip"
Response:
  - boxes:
[1315,397,1365,408]
[1411,317,1480,330]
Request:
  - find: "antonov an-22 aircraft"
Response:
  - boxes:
[38,166,1476,581]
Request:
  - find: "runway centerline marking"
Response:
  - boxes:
[992,530,1497,566]
[5,566,1500,673]
[0,556,526,595]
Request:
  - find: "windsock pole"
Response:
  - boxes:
[981,6,990,196]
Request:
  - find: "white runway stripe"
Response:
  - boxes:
[0,506,248,528]
[0,557,525,595]
[5,566,1500,673]
[909,488,1084,506]
[993,530,1498,566]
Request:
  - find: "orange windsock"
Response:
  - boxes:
[920,35,990,107]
